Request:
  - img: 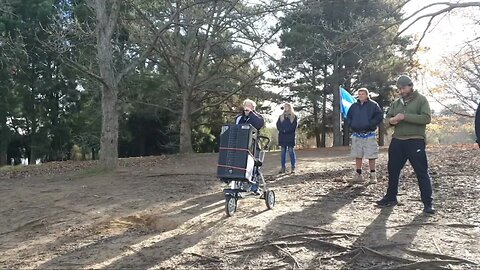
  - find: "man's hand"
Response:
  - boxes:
[244,107,252,115]
[389,117,399,125]
[389,113,405,125]
[395,113,405,121]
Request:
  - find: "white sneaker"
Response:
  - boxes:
[369,172,377,184]
[349,173,363,183]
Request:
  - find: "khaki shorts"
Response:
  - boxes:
[351,136,379,159]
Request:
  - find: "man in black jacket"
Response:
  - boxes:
[347,88,383,184]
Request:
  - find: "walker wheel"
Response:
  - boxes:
[225,195,237,217]
[264,190,275,209]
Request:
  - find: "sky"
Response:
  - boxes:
[397,0,479,113]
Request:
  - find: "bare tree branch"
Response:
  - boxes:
[396,2,480,39]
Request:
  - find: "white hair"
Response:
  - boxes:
[243,98,257,109]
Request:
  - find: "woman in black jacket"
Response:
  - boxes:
[276,103,298,173]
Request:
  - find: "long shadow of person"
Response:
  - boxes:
[227,169,367,269]
[344,211,431,269]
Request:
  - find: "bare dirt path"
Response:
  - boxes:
[0,145,478,269]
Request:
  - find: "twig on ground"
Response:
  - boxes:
[353,243,408,250]
[257,263,289,270]
[186,252,222,263]
[402,248,478,265]
[361,247,414,264]
[340,249,363,269]
[432,238,442,254]
[241,253,250,267]
[278,222,333,232]
[300,237,351,251]
[273,244,301,269]
[278,223,360,238]
[227,241,305,254]
[387,222,478,229]
[320,249,361,260]
[431,239,453,270]
[383,260,468,270]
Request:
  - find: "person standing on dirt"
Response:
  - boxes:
[276,103,298,174]
[235,98,264,131]
[376,75,435,214]
[475,102,480,148]
[346,88,383,183]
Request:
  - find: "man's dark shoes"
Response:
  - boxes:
[423,205,435,214]
[376,197,398,208]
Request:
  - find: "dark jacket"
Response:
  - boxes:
[276,114,298,147]
[347,99,383,133]
[235,111,265,131]
[476,103,480,144]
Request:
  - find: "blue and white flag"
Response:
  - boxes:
[340,86,356,119]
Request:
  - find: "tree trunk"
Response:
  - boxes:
[0,135,7,166]
[342,122,350,146]
[99,87,119,169]
[378,123,386,146]
[0,112,8,166]
[179,89,193,153]
[321,98,327,148]
[30,133,37,165]
[331,60,342,147]
[321,68,328,148]
[0,148,6,166]
[332,84,342,146]
[313,101,321,148]
[93,0,121,169]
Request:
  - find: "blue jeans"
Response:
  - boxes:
[281,146,296,169]
[385,138,433,206]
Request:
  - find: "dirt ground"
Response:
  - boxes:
[0,145,479,269]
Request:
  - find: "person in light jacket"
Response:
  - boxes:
[276,103,298,174]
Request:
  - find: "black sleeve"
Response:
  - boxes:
[248,111,265,131]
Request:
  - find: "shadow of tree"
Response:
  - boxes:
[37,191,226,269]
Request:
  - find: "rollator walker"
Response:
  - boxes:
[216,124,276,216]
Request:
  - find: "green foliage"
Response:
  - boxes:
[0,0,422,165]
[426,116,476,144]
[277,0,414,146]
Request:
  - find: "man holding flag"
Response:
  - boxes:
[342,87,383,183]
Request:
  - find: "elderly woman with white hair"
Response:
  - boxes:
[235,98,265,131]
